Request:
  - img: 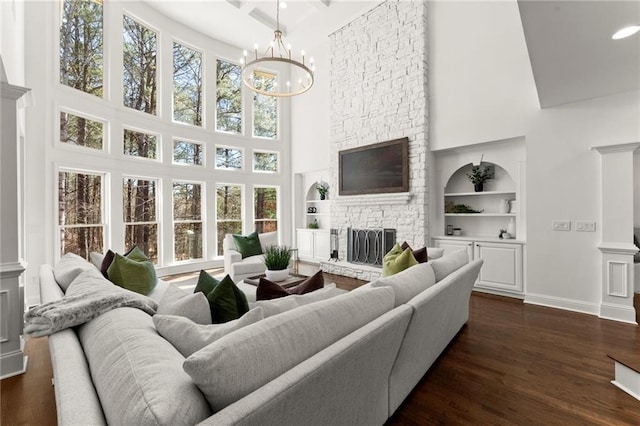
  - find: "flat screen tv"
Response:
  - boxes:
[339,137,409,195]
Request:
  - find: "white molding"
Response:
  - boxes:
[607,260,628,298]
[600,302,637,324]
[598,242,639,255]
[0,261,27,279]
[611,362,640,401]
[591,142,640,155]
[524,293,599,316]
[472,287,524,299]
[0,82,30,101]
[333,192,413,206]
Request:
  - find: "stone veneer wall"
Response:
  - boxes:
[322,0,430,280]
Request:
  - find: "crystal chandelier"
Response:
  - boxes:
[241,0,315,97]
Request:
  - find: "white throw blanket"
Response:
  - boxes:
[25,269,158,337]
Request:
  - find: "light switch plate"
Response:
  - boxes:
[552,220,571,231]
[576,221,596,232]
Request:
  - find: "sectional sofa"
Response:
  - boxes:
[39,249,482,425]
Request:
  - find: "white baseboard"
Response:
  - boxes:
[524,293,599,316]
[600,303,637,324]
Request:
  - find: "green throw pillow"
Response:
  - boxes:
[232,231,263,259]
[382,244,418,277]
[106,252,157,295]
[195,271,250,323]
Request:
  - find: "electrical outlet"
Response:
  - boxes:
[552,220,571,231]
[576,221,596,232]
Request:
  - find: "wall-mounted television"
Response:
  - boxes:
[339,137,409,196]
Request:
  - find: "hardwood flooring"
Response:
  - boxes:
[4,267,640,425]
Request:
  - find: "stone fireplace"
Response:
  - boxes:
[321,1,430,281]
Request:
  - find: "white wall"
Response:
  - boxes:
[1,0,25,85]
[291,42,330,174]
[428,0,538,150]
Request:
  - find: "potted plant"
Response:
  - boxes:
[316,182,329,200]
[466,165,492,192]
[264,245,292,281]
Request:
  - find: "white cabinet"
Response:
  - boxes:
[433,237,523,297]
[296,229,330,263]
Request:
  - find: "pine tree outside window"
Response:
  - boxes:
[253,70,278,139]
[173,42,203,126]
[123,14,157,115]
[254,186,278,233]
[58,170,104,260]
[173,181,203,261]
[216,59,242,134]
[173,139,204,166]
[216,184,243,255]
[253,151,278,173]
[60,111,104,150]
[123,177,158,263]
[216,146,243,170]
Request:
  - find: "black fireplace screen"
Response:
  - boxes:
[347,228,396,267]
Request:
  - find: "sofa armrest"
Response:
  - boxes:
[224,249,243,276]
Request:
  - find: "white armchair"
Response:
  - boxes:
[223,232,278,282]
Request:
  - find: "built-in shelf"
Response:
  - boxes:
[445,213,516,217]
[444,190,516,197]
[306,213,330,217]
[307,199,330,204]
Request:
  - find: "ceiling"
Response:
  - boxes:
[146,0,640,108]
[145,0,380,54]
[518,0,640,107]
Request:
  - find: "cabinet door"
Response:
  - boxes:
[473,242,522,293]
[433,240,473,261]
[296,230,314,260]
[313,231,331,262]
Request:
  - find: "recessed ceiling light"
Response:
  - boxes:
[612,25,640,40]
[280,2,288,9]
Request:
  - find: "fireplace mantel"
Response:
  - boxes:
[333,192,413,206]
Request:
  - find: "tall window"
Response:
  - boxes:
[173,42,203,126]
[216,146,243,170]
[58,170,104,259]
[60,111,103,150]
[254,186,278,233]
[173,139,203,166]
[123,129,158,160]
[59,0,103,97]
[216,60,242,134]
[173,182,203,261]
[216,184,243,255]
[123,15,157,115]
[253,151,278,173]
[123,177,158,263]
[253,70,277,138]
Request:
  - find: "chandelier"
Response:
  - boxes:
[241,0,315,97]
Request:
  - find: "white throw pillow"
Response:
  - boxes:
[154,307,264,357]
[156,285,211,324]
[429,249,469,282]
[371,262,436,306]
[53,252,96,292]
[253,283,345,317]
[89,251,105,269]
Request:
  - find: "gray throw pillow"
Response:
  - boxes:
[371,262,436,306]
[154,307,264,357]
[53,252,96,292]
[253,283,345,317]
[429,249,469,282]
[157,285,212,324]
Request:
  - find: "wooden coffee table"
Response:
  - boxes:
[244,273,309,289]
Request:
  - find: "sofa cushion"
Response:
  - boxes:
[253,283,345,317]
[371,262,436,306]
[154,308,264,357]
[106,252,157,296]
[233,231,264,258]
[183,286,395,412]
[89,251,105,269]
[157,284,211,324]
[230,254,265,275]
[400,241,428,263]
[382,244,418,277]
[429,249,469,282]
[195,271,249,323]
[53,253,96,292]
[256,270,324,300]
[78,307,211,426]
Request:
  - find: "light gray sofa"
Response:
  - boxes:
[223,232,278,282]
[39,249,482,426]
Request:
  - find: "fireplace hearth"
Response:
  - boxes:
[347,227,396,267]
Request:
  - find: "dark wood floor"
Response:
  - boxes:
[4,267,640,425]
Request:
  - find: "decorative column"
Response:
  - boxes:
[1,80,30,379]
[592,142,640,324]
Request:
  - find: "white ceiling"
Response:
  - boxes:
[518,0,640,107]
[145,0,380,53]
[146,0,640,108]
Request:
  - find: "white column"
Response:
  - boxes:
[1,81,30,379]
[592,142,640,324]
